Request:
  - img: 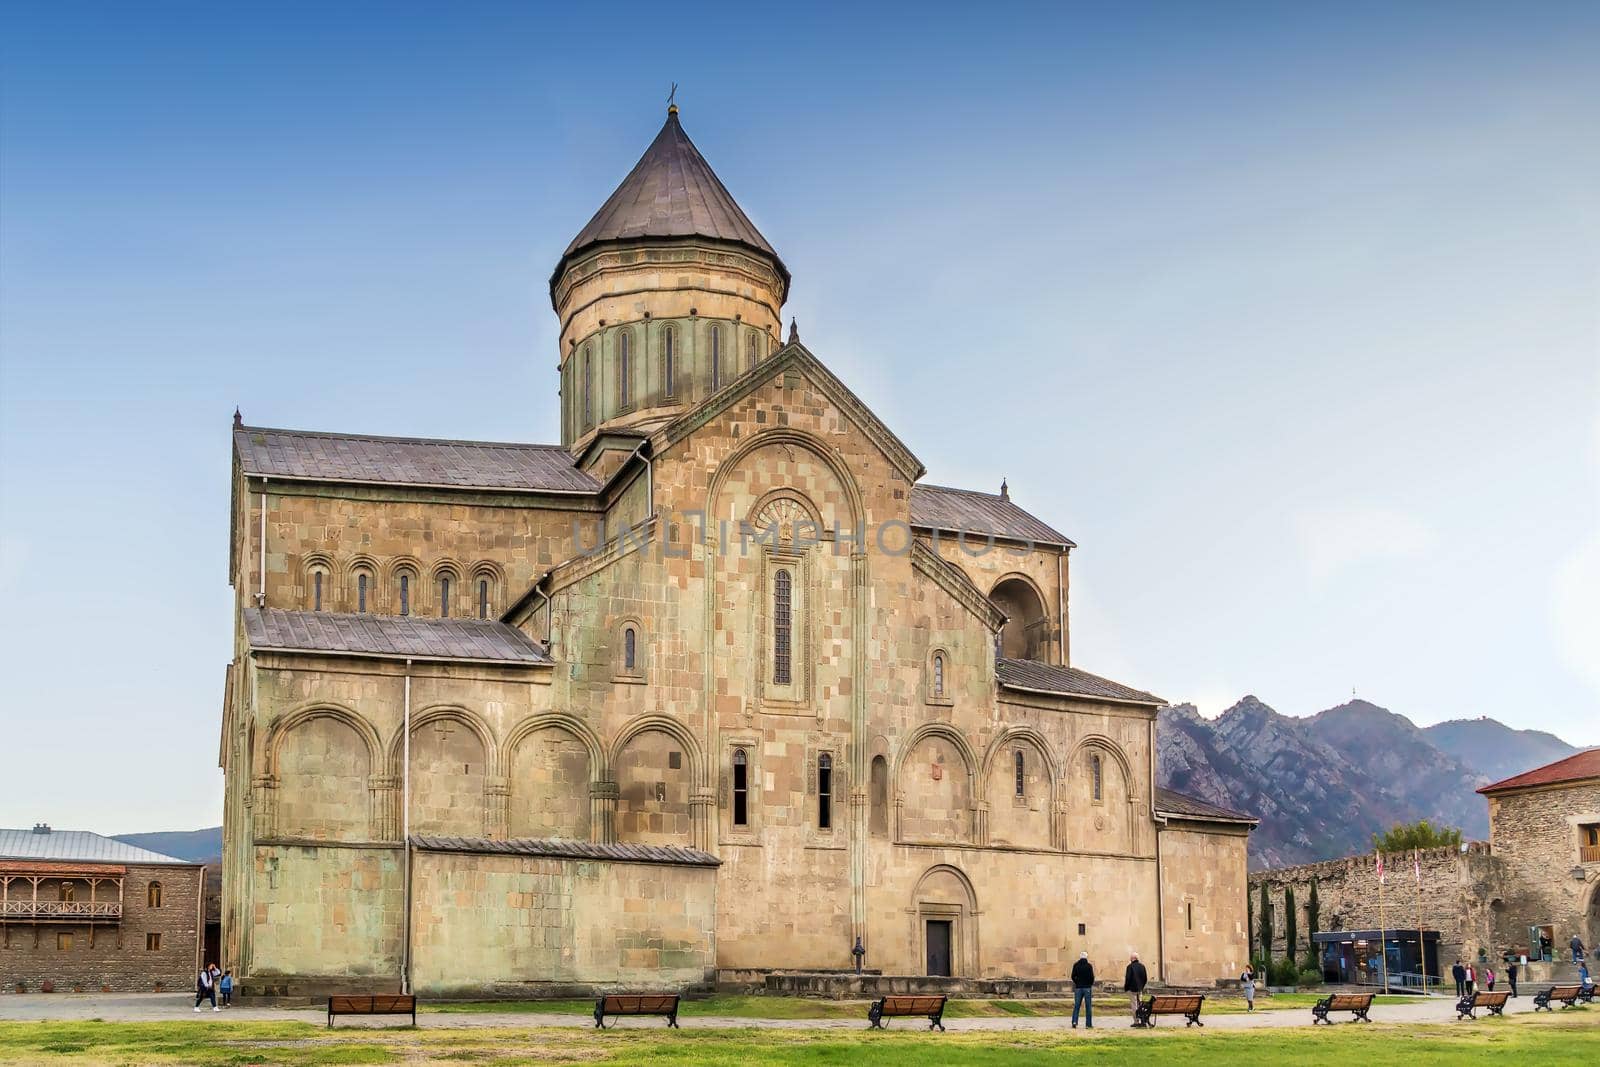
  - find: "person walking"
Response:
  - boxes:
[193,965,217,1012]
[1572,935,1587,965]
[1484,966,1495,991]
[1241,965,1257,1012]
[1507,958,1519,998]
[1465,962,1476,996]
[1122,953,1147,1025]
[220,969,233,1007]
[1451,959,1466,999]
[1071,951,1095,1029]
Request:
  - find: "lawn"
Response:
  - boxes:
[0,1013,1593,1066]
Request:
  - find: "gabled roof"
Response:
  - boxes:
[244,608,552,666]
[552,108,788,297]
[1478,748,1600,795]
[234,424,600,494]
[996,658,1164,706]
[651,340,926,483]
[911,484,1073,547]
[0,828,196,866]
[1154,788,1259,826]
[411,835,719,868]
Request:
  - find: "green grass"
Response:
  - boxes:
[0,1012,1591,1066]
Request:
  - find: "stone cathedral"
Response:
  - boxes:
[219,106,1254,996]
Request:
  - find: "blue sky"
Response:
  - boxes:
[2,2,1596,832]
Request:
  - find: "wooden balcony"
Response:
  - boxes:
[0,899,121,923]
[1581,844,1600,864]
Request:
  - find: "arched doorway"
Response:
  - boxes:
[988,577,1049,661]
[910,865,979,977]
[1587,879,1600,951]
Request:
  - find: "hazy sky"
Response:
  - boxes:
[2,2,1596,833]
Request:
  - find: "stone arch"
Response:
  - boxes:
[429,558,464,617]
[470,561,504,619]
[989,573,1050,661]
[1066,735,1135,854]
[389,704,497,837]
[301,552,335,611]
[344,554,380,612]
[610,715,703,846]
[910,864,980,977]
[385,555,423,615]
[706,428,866,535]
[1585,878,1600,950]
[266,703,382,841]
[981,727,1059,849]
[504,714,603,841]
[894,723,977,845]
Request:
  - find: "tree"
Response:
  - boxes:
[1305,880,1321,971]
[1285,885,1298,966]
[1372,819,1461,853]
[1259,881,1273,964]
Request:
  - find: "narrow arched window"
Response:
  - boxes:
[818,753,833,830]
[583,345,593,426]
[398,573,411,616]
[932,652,945,697]
[746,332,757,370]
[732,748,749,827]
[772,568,792,684]
[710,325,721,390]
[59,882,75,903]
[619,330,632,407]
[663,326,675,396]
[623,626,637,671]
[1015,750,1025,797]
[147,882,163,908]
[478,578,489,619]
[438,576,450,617]
[312,571,324,611]
[1091,753,1103,801]
[357,572,369,613]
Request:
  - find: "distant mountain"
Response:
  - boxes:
[113,827,221,864]
[1421,718,1580,785]
[1154,697,1575,870]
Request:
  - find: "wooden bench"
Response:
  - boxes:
[592,993,680,1029]
[867,994,947,1030]
[1133,993,1205,1028]
[1312,991,1374,1023]
[327,994,416,1028]
[1455,989,1510,1019]
[1532,984,1582,1012]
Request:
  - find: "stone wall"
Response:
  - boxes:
[247,844,403,982]
[1160,823,1251,985]
[1485,781,1600,956]
[0,864,203,993]
[1249,843,1503,967]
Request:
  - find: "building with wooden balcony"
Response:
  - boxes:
[0,825,204,993]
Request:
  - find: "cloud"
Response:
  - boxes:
[1293,504,1438,586]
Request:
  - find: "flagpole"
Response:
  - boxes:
[1376,849,1389,994]
[1416,852,1427,995]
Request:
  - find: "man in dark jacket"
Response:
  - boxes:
[1451,959,1466,999]
[1123,953,1148,1024]
[1071,952,1095,1028]
[1507,958,1519,997]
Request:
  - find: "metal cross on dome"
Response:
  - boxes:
[668,82,678,108]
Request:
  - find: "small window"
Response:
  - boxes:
[623,626,637,671]
[746,332,758,370]
[710,325,721,390]
[1186,901,1194,931]
[313,571,324,611]
[357,572,369,613]
[478,578,489,620]
[438,576,450,618]
[583,345,593,426]
[57,931,73,951]
[932,652,945,698]
[398,573,411,616]
[732,748,749,827]
[59,882,75,902]
[147,882,163,908]
[1014,750,1025,797]
[818,753,833,830]
[663,326,675,396]
[772,568,792,684]
[619,330,632,406]
[146,932,161,951]
[1091,753,1103,801]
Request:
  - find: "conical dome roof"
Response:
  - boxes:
[552,109,789,297]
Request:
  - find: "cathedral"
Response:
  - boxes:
[219,106,1254,996]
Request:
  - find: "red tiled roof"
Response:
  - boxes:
[1477,748,1600,794]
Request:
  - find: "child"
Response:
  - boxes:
[220,970,233,1007]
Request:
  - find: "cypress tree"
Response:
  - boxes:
[1306,881,1321,970]
[1285,885,1298,966]
[1259,881,1273,964]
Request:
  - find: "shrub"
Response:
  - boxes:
[1299,967,1322,987]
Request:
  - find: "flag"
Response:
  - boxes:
[1376,851,1385,884]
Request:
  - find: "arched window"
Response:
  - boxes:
[732,748,749,827]
[932,652,945,697]
[312,570,324,611]
[438,575,450,617]
[619,330,632,407]
[147,882,163,908]
[710,325,721,390]
[478,578,490,619]
[1091,753,1103,801]
[398,572,412,616]
[818,752,833,830]
[663,326,675,396]
[356,572,370,613]
[623,626,637,671]
[583,345,593,426]
[58,882,75,903]
[1014,750,1025,797]
[869,754,889,837]
[746,332,758,370]
[772,568,792,684]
